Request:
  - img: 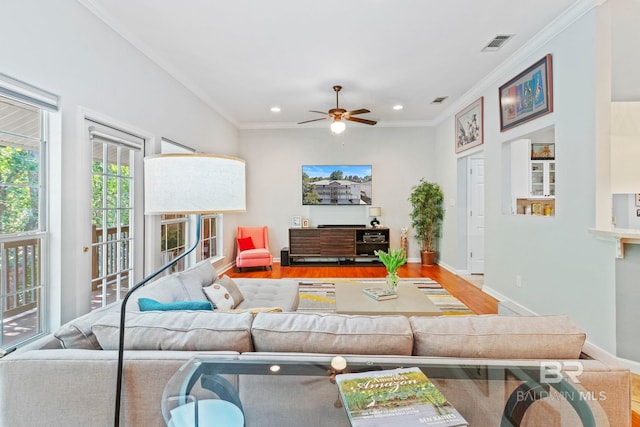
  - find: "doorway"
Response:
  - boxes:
[86,119,144,309]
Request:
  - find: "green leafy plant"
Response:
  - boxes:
[409,179,444,252]
[374,248,407,275]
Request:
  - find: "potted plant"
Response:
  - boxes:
[374,248,407,293]
[409,179,445,266]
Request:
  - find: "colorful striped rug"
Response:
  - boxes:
[297,278,473,315]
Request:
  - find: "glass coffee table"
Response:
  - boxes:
[161,353,607,427]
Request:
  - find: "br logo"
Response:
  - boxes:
[540,361,584,384]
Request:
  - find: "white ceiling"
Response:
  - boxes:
[79,0,581,128]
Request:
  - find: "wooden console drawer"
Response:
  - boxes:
[320,229,355,256]
[289,229,320,255]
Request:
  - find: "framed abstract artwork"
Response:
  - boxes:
[455,97,484,154]
[499,54,553,131]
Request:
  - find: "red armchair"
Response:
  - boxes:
[235,226,273,271]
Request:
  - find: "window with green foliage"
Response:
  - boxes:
[0,95,47,350]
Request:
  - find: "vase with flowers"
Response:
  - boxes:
[374,248,407,294]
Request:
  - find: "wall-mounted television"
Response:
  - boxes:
[302,165,372,205]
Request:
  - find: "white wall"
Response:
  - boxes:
[238,126,434,260]
[2,0,240,325]
[433,5,618,351]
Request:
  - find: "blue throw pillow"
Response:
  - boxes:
[138,298,213,312]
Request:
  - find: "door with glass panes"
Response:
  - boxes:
[88,120,144,309]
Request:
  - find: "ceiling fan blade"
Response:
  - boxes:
[345,109,370,116]
[346,116,377,126]
[298,117,329,124]
[309,110,329,115]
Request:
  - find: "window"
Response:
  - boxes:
[0,74,58,350]
[200,214,222,260]
[160,214,188,273]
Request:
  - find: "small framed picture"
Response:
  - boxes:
[531,143,555,160]
[637,209,640,217]
[291,215,302,228]
[455,97,484,154]
[636,194,640,207]
[302,218,310,228]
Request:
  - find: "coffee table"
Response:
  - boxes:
[334,281,441,316]
[162,354,604,427]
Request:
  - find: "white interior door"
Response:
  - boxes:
[468,157,485,274]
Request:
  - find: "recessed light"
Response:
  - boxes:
[270,106,281,113]
[393,105,403,110]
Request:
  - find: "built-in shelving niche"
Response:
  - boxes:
[502,125,556,217]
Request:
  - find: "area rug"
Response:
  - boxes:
[297,278,474,315]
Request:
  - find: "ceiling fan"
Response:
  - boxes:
[298,85,377,134]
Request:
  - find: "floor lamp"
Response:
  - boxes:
[114,154,246,427]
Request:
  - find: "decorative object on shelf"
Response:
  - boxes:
[499,54,553,132]
[531,142,555,160]
[369,206,382,228]
[531,203,543,216]
[409,179,445,266]
[636,194,640,207]
[455,97,484,153]
[374,248,407,293]
[400,227,408,257]
[291,215,302,228]
[114,153,246,427]
[302,218,310,228]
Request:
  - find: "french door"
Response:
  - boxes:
[87,120,144,309]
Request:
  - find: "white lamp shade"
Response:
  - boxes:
[144,154,246,214]
[369,207,382,217]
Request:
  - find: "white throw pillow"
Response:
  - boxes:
[203,283,235,309]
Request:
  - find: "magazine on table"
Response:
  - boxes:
[362,287,398,301]
[335,367,468,427]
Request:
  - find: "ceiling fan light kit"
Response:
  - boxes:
[330,120,346,134]
[298,85,377,133]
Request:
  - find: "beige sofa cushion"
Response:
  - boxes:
[234,278,299,312]
[128,260,216,311]
[91,311,254,352]
[410,314,586,359]
[53,303,120,349]
[251,312,413,355]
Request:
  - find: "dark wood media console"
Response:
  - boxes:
[288,227,390,265]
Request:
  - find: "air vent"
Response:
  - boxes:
[482,34,514,52]
[431,97,448,104]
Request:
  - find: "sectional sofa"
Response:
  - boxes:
[0,261,631,426]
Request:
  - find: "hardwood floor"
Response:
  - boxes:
[634,373,640,427]
[227,262,639,426]
[225,262,499,314]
